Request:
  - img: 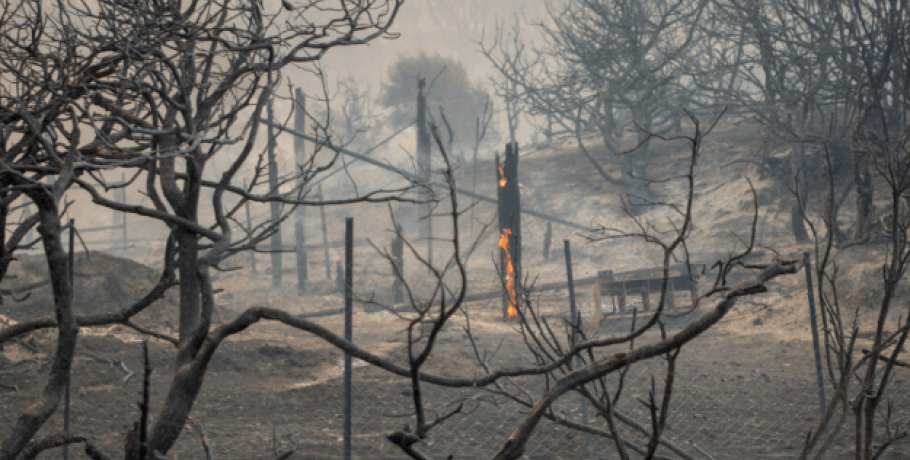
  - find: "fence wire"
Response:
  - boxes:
[264,246,910,460]
[3,203,909,460]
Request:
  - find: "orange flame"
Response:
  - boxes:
[498,228,518,320]
[498,165,507,187]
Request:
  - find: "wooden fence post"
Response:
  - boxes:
[392,224,404,303]
[267,82,283,287]
[293,88,308,295]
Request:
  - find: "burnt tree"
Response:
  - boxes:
[497,143,521,320]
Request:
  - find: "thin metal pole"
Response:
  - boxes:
[343,217,353,460]
[64,218,74,460]
[139,340,151,460]
[803,252,827,422]
[565,240,578,335]
[543,222,553,261]
[111,185,119,229]
[120,172,127,248]
[564,240,592,458]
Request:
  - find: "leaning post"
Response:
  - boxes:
[803,252,828,425]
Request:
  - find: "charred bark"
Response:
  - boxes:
[0,183,77,460]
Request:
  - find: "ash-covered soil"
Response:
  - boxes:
[2,123,909,460]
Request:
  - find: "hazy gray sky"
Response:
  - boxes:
[321,1,548,96]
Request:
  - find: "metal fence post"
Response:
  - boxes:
[803,252,827,422]
[343,217,353,460]
[564,240,592,458]
[543,222,552,261]
[64,218,74,460]
[120,172,128,248]
[565,240,578,338]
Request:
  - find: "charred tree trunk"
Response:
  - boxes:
[791,203,810,243]
[595,97,619,156]
[822,141,851,245]
[506,80,519,146]
[125,143,209,459]
[497,143,522,320]
[149,155,208,455]
[849,148,874,244]
[621,102,656,208]
[0,183,77,460]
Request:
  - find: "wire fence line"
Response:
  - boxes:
[4,237,908,460]
[266,243,910,460]
[5,197,908,460]
[279,287,909,460]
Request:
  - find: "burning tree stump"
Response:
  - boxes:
[497,143,521,320]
